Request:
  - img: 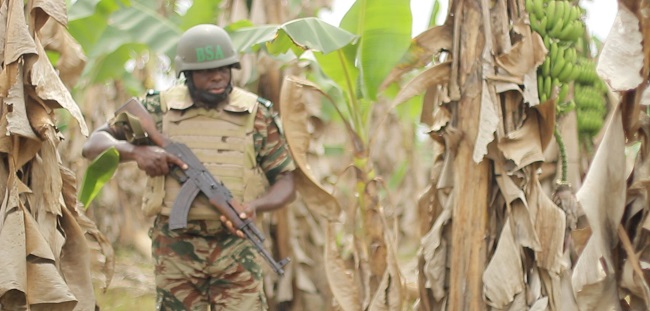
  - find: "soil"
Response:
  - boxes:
[95,246,155,310]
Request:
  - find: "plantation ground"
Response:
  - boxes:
[96,247,155,310]
[95,239,421,310]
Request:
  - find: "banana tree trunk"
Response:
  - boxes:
[355,159,388,300]
[448,105,490,310]
[447,0,489,309]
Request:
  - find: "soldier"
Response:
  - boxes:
[82,24,296,310]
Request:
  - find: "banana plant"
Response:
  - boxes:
[229,1,416,308]
[67,0,224,94]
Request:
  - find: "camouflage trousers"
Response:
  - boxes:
[150,215,267,311]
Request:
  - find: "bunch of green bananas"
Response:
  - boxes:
[528,0,585,42]
[527,0,608,181]
[573,60,608,138]
[537,41,581,102]
[526,0,585,113]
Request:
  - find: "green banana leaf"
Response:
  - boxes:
[313,44,359,105]
[68,0,204,85]
[178,0,224,31]
[78,147,120,208]
[229,25,279,53]
[229,17,358,56]
[68,0,120,52]
[74,0,181,87]
[67,0,128,22]
[340,0,412,100]
[103,2,181,58]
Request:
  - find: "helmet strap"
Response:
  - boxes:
[184,71,233,108]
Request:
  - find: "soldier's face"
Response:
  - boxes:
[191,67,231,95]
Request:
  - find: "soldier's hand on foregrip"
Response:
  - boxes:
[220,199,254,239]
[133,145,187,177]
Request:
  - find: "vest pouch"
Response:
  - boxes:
[142,175,165,217]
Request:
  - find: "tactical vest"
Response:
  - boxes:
[141,85,270,219]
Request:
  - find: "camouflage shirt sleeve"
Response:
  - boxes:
[139,90,164,132]
[253,102,296,183]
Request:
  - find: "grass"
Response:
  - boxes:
[96,287,155,311]
[95,246,156,310]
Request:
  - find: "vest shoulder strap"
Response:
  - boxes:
[224,87,260,113]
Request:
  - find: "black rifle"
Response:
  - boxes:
[112,98,290,276]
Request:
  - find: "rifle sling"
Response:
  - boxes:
[113,111,150,145]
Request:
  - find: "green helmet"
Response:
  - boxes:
[174,24,241,78]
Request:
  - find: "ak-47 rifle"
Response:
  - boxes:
[112,98,290,276]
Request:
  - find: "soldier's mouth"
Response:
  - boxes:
[208,87,226,94]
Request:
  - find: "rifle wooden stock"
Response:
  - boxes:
[113,98,291,276]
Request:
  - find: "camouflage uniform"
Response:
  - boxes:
[151,217,265,311]
[141,88,294,311]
